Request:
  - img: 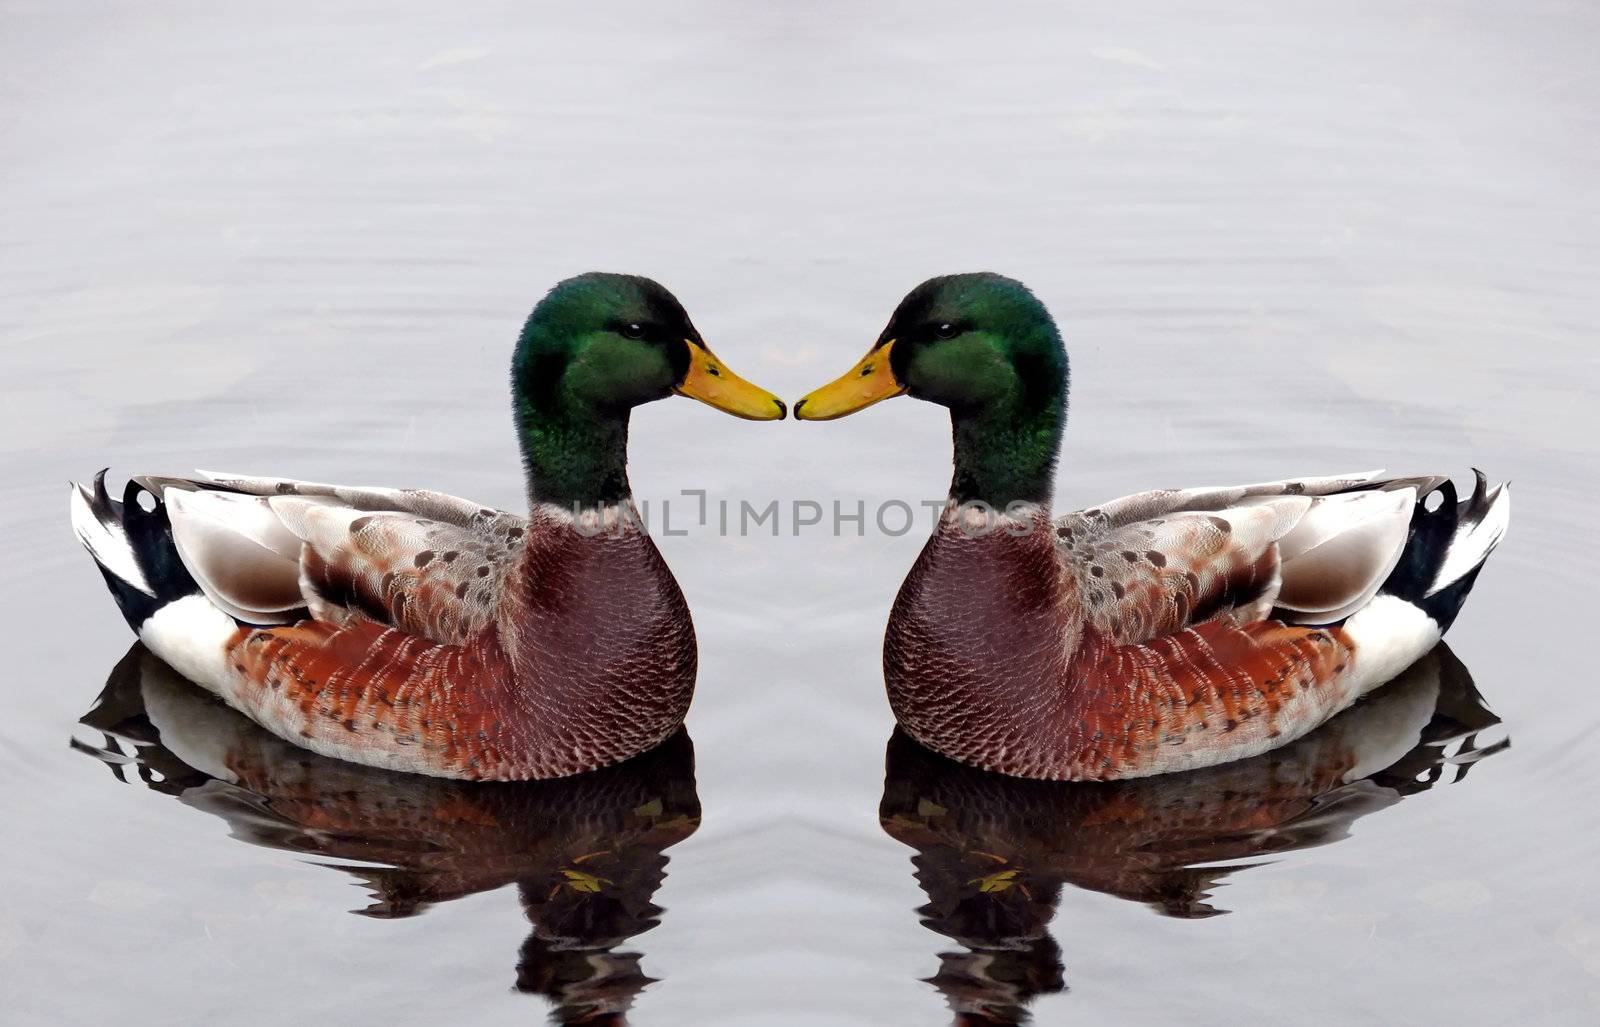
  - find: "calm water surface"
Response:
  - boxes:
[2,2,1597,1024]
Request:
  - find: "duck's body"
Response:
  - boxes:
[799,273,1510,780]
[70,274,785,780]
[74,474,695,778]
[885,472,1505,779]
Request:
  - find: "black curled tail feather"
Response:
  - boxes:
[77,471,199,630]
[1378,471,1507,633]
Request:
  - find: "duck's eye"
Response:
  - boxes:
[934,323,959,339]
[621,323,646,339]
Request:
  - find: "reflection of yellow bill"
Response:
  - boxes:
[794,339,906,420]
[674,340,787,420]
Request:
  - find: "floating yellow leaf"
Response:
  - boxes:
[560,869,612,893]
[969,869,1022,893]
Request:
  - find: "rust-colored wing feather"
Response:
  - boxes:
[1056,619,1360,779]
[222,616,538,779]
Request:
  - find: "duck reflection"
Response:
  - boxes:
[879,643,1506,1026]
[74,645,701,1026]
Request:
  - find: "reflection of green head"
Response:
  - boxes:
[880,274,1069,508]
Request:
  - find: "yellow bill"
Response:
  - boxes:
[674,340,787,420]
[793,339,906,420]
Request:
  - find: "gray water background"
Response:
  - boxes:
[2,1,1597,1023]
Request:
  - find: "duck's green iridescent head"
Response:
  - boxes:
[515,273,786,421]
[514,273,784,508]
[795,273,1067,420]
[795,273,1069,508]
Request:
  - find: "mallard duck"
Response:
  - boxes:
[70,272,785,780]
[797,273,1510,781]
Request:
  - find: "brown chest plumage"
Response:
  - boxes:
[496,511,698,775]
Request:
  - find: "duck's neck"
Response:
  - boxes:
[948,377,1066,511]
[514,386,632,511]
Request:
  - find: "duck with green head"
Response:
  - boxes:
[70,272,785,780]
[797,273,1509,780]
